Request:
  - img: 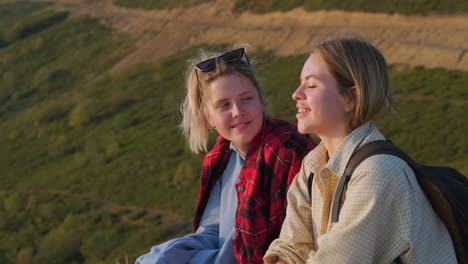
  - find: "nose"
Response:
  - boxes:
[292,84,305,101]
[232,103,245,118]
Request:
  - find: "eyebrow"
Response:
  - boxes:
[212,91,254,105]
[238,91,254,97]
[300,74,320,82]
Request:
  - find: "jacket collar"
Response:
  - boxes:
[307,122,385,177]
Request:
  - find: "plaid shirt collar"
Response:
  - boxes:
[193,114,274,230]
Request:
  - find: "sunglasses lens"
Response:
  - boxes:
[195,58,216,72]
[220,48,244,62]
[194,48,246,72]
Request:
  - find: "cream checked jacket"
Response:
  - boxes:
[264,122,456,264]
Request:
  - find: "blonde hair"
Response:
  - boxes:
[312,38,395,129]
[180,47,264,154]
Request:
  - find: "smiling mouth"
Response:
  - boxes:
[231,121,251,128]
[298,109,310,113]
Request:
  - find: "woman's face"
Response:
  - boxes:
[205,73,263,156]
[292,53,353,138]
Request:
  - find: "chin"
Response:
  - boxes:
[297,124,309,135]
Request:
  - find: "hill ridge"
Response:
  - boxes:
[40,0,468,71]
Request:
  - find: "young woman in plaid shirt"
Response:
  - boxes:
[136,47,315,264]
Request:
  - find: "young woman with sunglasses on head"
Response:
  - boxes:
[136,47,315,264]
[264,38,456,263]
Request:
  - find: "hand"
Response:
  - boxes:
[275,260,289,264]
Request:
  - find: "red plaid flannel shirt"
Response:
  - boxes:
[193,115,315,263]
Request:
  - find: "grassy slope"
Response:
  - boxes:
[234,0,468,14]
[114,0,214,9]
[112,0,468,14]
[0,2,467,264]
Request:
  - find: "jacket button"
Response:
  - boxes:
[237,186,245,192]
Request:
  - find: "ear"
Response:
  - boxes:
[342,86,357,113]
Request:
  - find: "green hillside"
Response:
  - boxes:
[234,0,468,14]
[114,0,468,14]
[115,0,214,9]
[0,2,467,264]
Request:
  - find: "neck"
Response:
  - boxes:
[318,125,351,158]
[233,143,248,157]
[321,136,346,159]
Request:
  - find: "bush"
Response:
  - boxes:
[68,102,94,128]
[15,247,33,264]
[1,71,16,102]
[80,225,133,261]
[112,110,135,130]
[32,67,74,94]
[34,101,70,126]
[3,193,27,213]
[3,11,68,43]
[48,134,74,157]
[34,226,83,264]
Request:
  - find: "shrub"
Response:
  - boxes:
[34,101,70,126]
[112,111,135,130]
[32,67,74,94]
[15,246,33,264]
[48,134,74,157]
[68,102,94,128]
[80,225,133,260]
[34,227,83,264]
[3,11,68,43]
[3,193,27,213]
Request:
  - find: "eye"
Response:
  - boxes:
[307,85,317,89]
[217,102,230,109]
[242,96,253,101]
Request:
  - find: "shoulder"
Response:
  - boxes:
[263,117,314,153]
[351,154,415,193]
[204,138,230,160]
[264,117,298,137]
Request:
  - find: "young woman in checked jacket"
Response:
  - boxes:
[135,46,315,264]
[264,38,456,263]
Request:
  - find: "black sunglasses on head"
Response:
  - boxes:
[194,48,250,72]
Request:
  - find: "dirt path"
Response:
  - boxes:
[42,0,468,71]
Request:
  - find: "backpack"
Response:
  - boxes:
[307,140,468,264]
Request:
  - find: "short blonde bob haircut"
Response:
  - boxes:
[180,47,264,154]
[312,38,395,130]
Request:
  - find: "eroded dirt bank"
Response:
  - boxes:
[42,0,468,71]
